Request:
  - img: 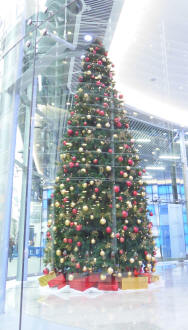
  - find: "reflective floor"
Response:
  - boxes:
[2,262,188,330]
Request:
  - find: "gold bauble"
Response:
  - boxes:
[87,115,91,119]
[52,226,57,232]
[130,258,135,263]
[61,189,67,195]
[70,202,76,207]
[146,254,152,261]
[91,238,96,244]
[60,154,66,160]
[126,166,131,171]
[128,271,132,277]
[100,250,105,256]
[147,264,152,269]
[138,260,143,266]
[102,57,106,62]
[116,204,120,209]
[113,134,118,138]
[82,157,86,162]
[96,148,102,153]
[93,258,97,263]
[137,219,142,224]
[90,180,94,185]
[68,274,74,281]
[92,194,96,200]
[152,240,155,245]
[90,215,94,220]
[107,267,113,275]
[59,213,63,219]
[141,192,146,196]
[152,267,156,273]
[48,220,52,226]
[123,172,128,178]
[56,249,61,256]
[88,129,92,134]
[96,123,102,128]
[82,183,87,188]
[83,266,87,272]
[139,180,143,185]
[60,183,64,189]
[78,88,83,93]
[111,232,115,238]
[152,257,156,262]
[129,176,133,181]
[55,176,60,182]
[81,168,86,174]
[79,147,84,152]
[105,122,110,128]
[117,272,122,278]
[70,186,74,191]
[65,220,70,226]
[74,247,78,252]
[100,274,106,281]
[83,205,89,212]
[55,201,60,207]
[106,166,111,172]
[125,220,129,224]
[100,217,106,225]
[86,70,91,75]
[135,155,139,160]
[60,258,65,263]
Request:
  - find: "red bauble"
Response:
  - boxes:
[76,263,80,269]
[69,162,74,168]
[149,212,153,216]
[104,51,108,56]
[71,156,76,162]
[85,57,90,62]
[118,156,123,162]
[94,187,99,193]
[63,197,67,203]
[138,171,142,176]
[143,169,146,173]
[114,185,120,193]
[119,94,123,99]
[75,162,79,167]
[100,110,105,116]
[98,60,102,65]
[68,129,73,136]
[76,224,82,231]
[124,144,129,149]
[114,117,120,122]
[134,270,139,277]
[126,181,132,187]
[96,81,101,86]
[133,201,137,205]
[64,169,68,173]
[106,226,112,234]
[108,148,113,153]
[79,76,83,82]
[93,159,98,164]
[93,50,96,54]
[77,241,82,247]
[72,208,78,215]
[87,64,91,69]
[66,178,70,182]
[70,111,74,116]
[83,121,87,126]
[109,204,112,208]
[95,46,99,51]
[75,131,79,136]
[63,238,68,243]
[43,268,49,275]
[133,191,138,196]
[148,222,153,228]
[68,238,73,244]
[120,171,124,176]
[118,196,123,202]
[144,251,148,255]
[123,225,128,231]
[74,94,79,99]
[102,83,105,88]
[128,159,133,166]
[117,122,122,128]
[51,193,54,198]
[120,237,125,243]
[125,123,129,129]
[68,120,72,125]
[63,141,67,145]
[70,222,74,228]
[116,233,120,239]
[96,97,100,101]
[103,102,108,107]
[122,210,128,218]
[119,249,123,255]
[133,226,139,233]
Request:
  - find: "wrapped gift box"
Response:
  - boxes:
[98,281,118,291]
[139,273,152,284]
[48,274,66,289]
[151,274,160,282]
[69,276,94,291]
[38,271,56,287]
[122,276,148,290]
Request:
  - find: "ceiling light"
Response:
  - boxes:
[84,34,93,42]
[159,155,180,160]
[146,166,165,170]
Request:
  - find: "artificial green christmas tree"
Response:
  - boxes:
[45,39,156,281]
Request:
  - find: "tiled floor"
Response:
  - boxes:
[2,262,188,330]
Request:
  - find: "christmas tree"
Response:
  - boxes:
[45,39,156,281]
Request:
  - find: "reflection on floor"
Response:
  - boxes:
[3,262,188,330]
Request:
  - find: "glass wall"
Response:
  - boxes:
[0,1,188,330]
